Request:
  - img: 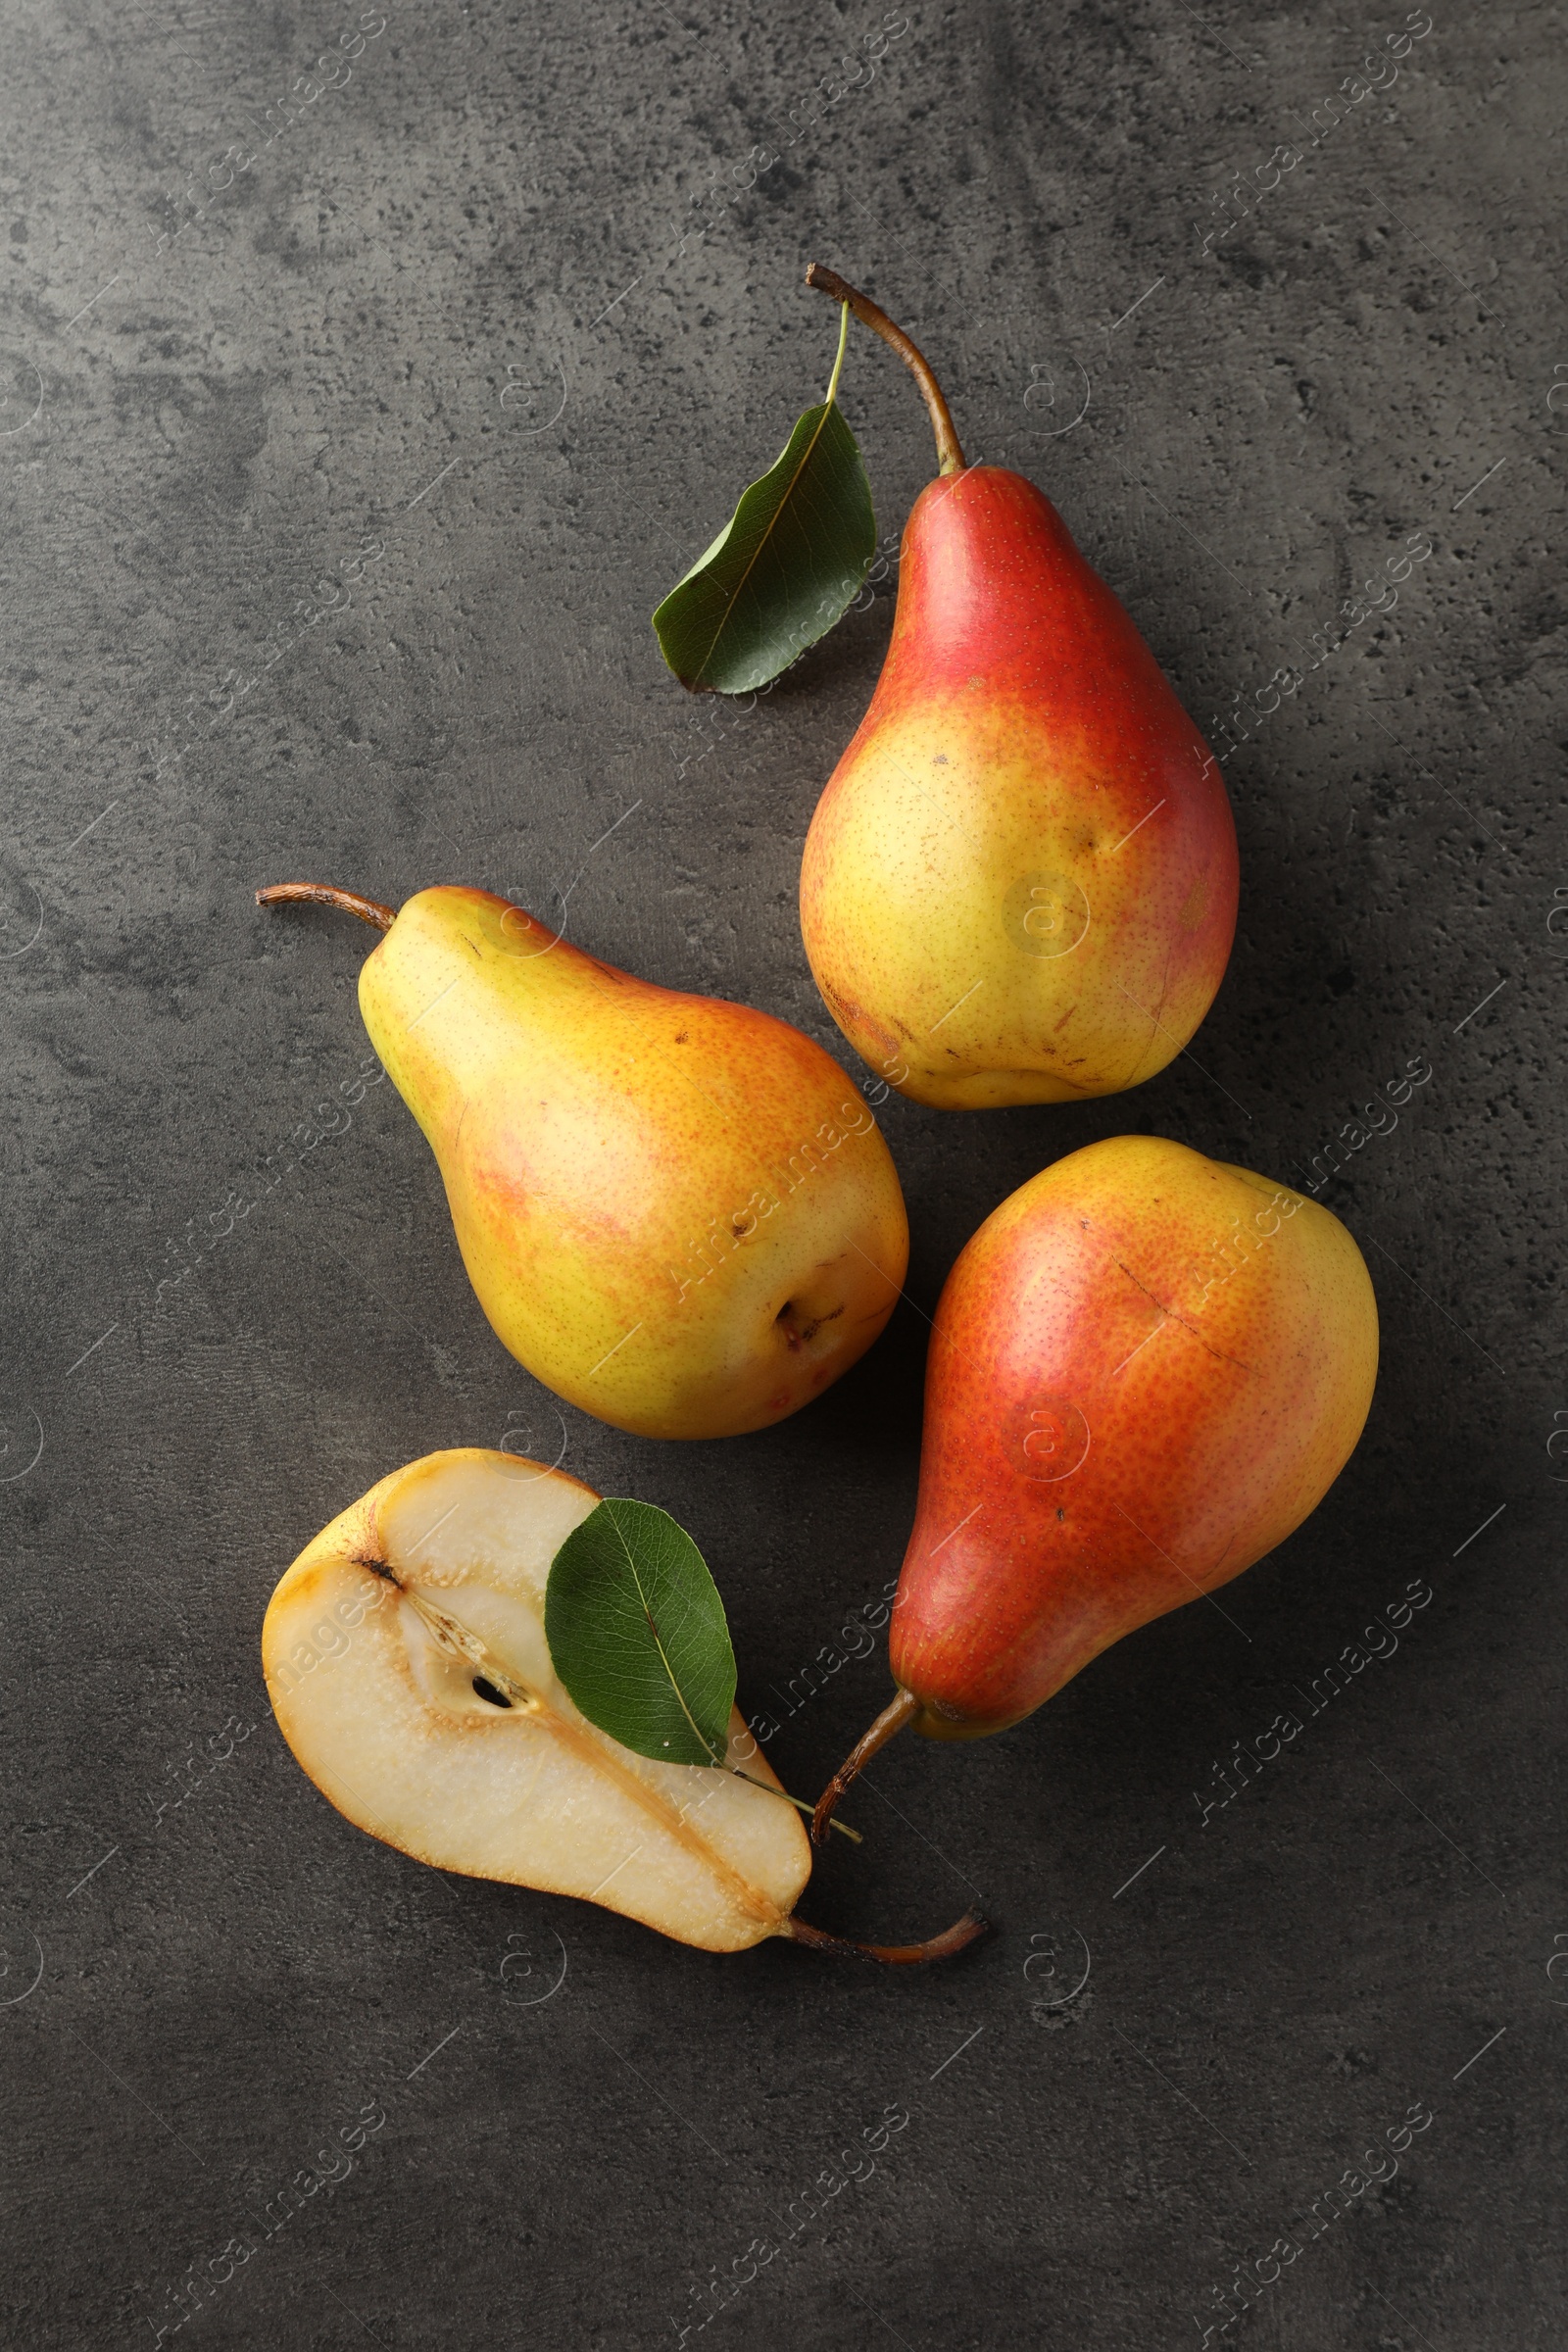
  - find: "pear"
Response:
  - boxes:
[256,882,908,1440]
[812,1138,1378,1833]
[265,1448,984,1961]
[798,268,1240,1111]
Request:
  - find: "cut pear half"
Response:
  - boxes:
[263,1450,985,1962]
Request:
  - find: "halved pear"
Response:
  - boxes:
[263,1449,813,1952]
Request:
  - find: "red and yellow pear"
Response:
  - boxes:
[799,268,1239,1111]
[813,1137,1379,1831]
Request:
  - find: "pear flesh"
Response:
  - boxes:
[263,1449,811,1953]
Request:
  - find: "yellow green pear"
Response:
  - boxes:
[257,881,908,1440]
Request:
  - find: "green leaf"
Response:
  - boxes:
[652,304,877,695]
[544,1499,737,1768]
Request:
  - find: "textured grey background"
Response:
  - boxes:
[1,1,1562,2346]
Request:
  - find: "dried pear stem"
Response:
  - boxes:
[811,1686,918,1842]
[256,881,397,931]
[786,1909,989,1966]
[804,264,967,476]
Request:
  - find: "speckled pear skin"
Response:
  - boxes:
[800,468,1240,1109]
[890,1137,1379,1737]
[357,888,909,1439]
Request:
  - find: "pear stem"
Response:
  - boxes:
[811,1686,919,1843]
[256,881,397,932]
[786,1907,988,1966]
[804,264,967,476]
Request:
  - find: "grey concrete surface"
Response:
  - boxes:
[1,2,1562,2345]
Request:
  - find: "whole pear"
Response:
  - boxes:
[257,882,908,1440]
[813,1137,1378,1829]
[799,268,1239,1110]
